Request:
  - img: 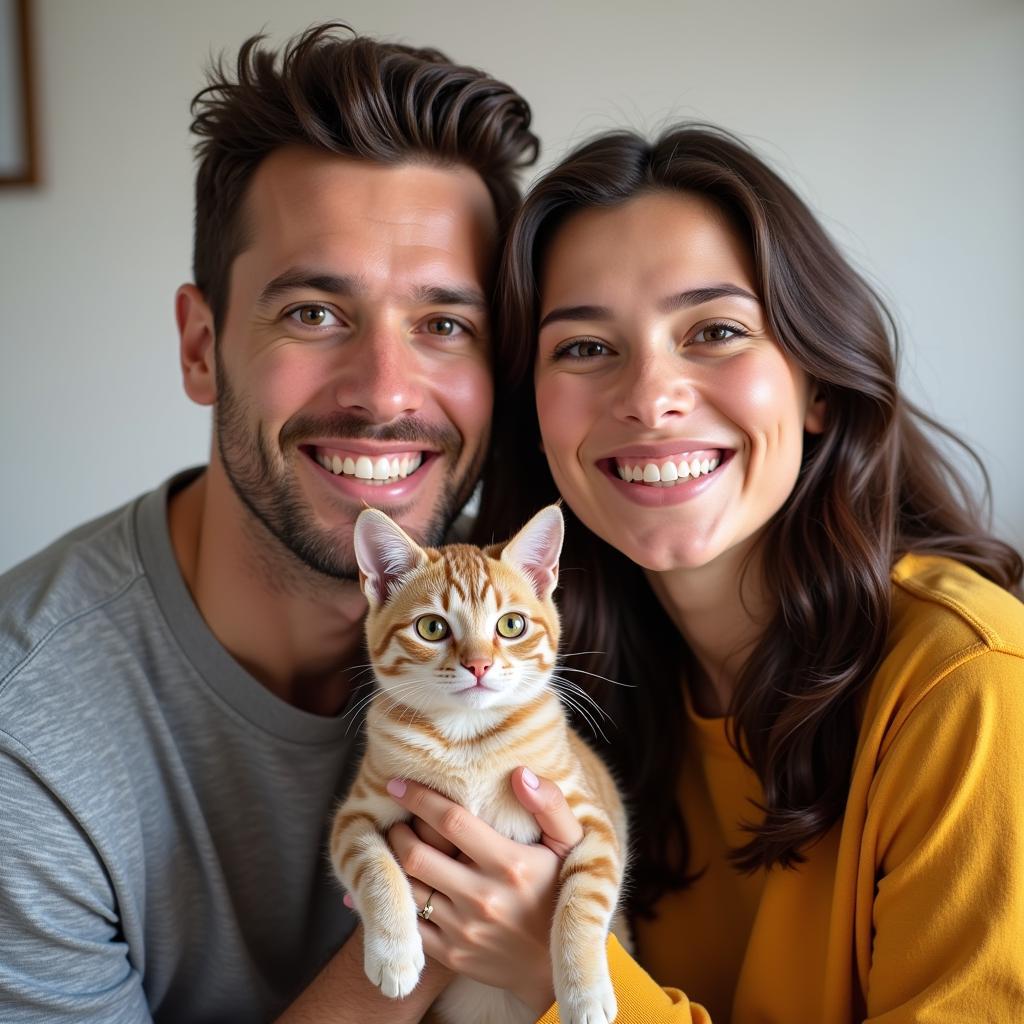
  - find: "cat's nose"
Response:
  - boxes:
[461,658,492,681]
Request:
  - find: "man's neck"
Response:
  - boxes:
[168,465,368,717]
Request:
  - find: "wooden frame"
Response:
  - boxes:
[0,0,38,186]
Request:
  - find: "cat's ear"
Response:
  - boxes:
[353,509,426,607]
[501,505,564,601]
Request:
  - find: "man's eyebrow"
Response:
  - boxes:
[255,272,488,313]
[257,269,365,307]
[538,285,760,329]
[411,285,489,312]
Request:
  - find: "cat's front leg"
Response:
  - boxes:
[330,809,425,998]
[550,820,623,1024]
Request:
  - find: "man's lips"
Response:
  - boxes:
[300,443,439,493]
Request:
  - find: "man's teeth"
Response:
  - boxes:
[616,454,721,486]
[315,451,424,483]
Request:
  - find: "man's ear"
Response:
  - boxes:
[176,284,217,407]
[353,509,427,608]
[805,382,827,435]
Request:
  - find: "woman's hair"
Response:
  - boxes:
[189,22,539,330]
[475,124,1023,918]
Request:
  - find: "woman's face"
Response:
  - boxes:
[534,191,824,573]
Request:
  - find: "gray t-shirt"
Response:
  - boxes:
[0,471,360,1022]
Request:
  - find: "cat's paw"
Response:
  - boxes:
[363,930,426,999]
[558,978,618,1024]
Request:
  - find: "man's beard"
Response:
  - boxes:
[213,355,484,581]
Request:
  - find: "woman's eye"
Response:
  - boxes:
[553,338,610,360]
[415,615,450,642]
[287,305,341,328]
[692,322,747,345]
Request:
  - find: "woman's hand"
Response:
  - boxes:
[376,768,583,1016]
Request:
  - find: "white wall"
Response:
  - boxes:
[1,0,1022,572]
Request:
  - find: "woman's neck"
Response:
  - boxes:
[645,537,771,717]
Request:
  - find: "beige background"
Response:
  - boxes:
[1,0,1022,572]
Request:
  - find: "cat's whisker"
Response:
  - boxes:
[556,664,637,688]
[342,683,387,722]
[556,692,610,744]
[550,683,610,743]
[342,678,433,732]
[340,662,378,675]
[549,676,614,724]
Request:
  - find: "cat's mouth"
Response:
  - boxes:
[301,445,434,485]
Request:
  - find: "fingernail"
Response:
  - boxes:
[522,767,540,790]
[387,778,407,798]
[343,893,354,908]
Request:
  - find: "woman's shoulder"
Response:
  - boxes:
[889,552,1024,655]
[857,554,1024,742]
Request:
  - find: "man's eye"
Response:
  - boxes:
[287,305,341,328]
[553,338,610,360]
[423,316,467,337]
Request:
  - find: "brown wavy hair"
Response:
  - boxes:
[189,22,539,329]
[475,125,1023,918]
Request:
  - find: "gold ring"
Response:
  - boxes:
[417,890,436,922]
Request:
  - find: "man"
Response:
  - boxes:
[0,23,550,1022]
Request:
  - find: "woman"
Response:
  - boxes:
[382,125,1024,1022]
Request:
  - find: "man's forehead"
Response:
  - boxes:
[248,147,496,241]
[233,146,500,293]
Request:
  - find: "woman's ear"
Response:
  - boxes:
[805,382,827,435]
[176,283,217,407]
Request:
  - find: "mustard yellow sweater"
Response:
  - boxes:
[537,554,1024,1022]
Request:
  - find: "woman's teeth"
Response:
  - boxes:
[315,451,424,484]
[615,453,721,487]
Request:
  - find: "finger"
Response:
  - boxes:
[510,767,583,858]
[407,876,453,929]
[412,815,459,858]
[388,819,479,895]
[386,778,510,870]
[418,918,452,969]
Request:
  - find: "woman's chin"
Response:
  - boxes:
[596,527,724,574]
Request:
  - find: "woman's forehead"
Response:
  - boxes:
[539,191,756,310]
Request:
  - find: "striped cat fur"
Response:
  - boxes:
[330,504,628,1024]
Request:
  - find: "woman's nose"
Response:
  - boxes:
[611,348,696,429]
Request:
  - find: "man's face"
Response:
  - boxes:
[212,148,496,578]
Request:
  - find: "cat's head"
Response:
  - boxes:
[353,505,564,714]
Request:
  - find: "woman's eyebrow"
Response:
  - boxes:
[538,304,611,329]
[539,285,760,329]
[657,284,760,312]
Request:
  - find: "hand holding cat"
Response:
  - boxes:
[381,768,583,1015]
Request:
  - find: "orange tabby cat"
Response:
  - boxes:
[330,504,627,1024]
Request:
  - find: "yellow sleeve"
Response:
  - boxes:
[533,935,712,1023]
[865,649,1024,1020]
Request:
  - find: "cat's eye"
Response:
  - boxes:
[415,615,450,642]
[496,613,527,639]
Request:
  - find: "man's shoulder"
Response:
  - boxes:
[0,496,147,692]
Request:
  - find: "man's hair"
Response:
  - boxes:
[189,23,539,329]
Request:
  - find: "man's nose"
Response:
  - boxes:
[333,325,425,422]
